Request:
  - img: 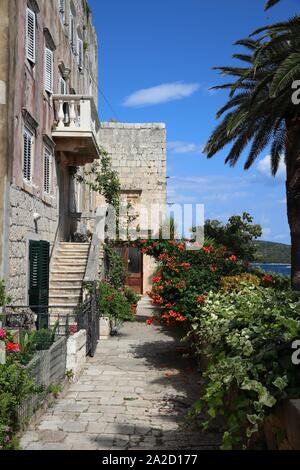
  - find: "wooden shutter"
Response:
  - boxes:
[29,240,50,329]
[43,146,52,194]
[26,8,36,63]
[45,47,53,93]
[23,127,33,183]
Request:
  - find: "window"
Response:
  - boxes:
[23,127,33,183]
[26,7,36,63]
[58,0,65,23]
[77,36,83,69]
[44,47,53,93]
[59,74,66,94]
[43,146,52,194]
[69,11,76,53]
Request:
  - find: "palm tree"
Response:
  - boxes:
[265,0,281,9]
[204,17,300,289]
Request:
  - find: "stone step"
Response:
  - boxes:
[58,243,90,250]
[51,267,86,273]
[50,280,83,287]
[54,254,89,260]
[49,296,80,305]
[50,272,85,281]
[52,261,87,267]
[49,286,82,295]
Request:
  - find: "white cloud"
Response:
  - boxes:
[257,155,286,180]
[262,227,272,238]
[123,82,200,107]
[168,141,204,155]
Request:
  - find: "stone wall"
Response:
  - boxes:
[66,330,87,379]
[8,185,58,303]
[99,123,167,292]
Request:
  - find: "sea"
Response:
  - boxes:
[251,263,291,277]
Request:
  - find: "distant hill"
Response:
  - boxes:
[253,240,291,264]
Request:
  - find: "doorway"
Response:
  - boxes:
[115,246,143,294]
[28,240,50,329]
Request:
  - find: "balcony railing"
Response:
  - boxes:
[52,95,101,164]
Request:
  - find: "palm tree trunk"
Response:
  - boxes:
[285,119,300,290]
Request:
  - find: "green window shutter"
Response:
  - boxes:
[29,240,50,329]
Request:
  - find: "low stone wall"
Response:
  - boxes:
[264,399,300,450]
[66,330,87,379]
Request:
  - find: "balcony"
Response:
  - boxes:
[52,95,100,166]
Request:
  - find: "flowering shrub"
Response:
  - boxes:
[134,237,244,325]
[190,286,300,449]
[97,281,134,323]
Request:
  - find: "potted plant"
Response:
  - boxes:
[124,287,140,315]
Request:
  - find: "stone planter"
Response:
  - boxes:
[66,330,87,380]
[100,316,111,339]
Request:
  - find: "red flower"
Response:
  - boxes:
[140,240,147,244]
[210,264,218,272]
[6,343,21,353]
[141,248,148,254]
[262,275,273,285]
[165,302,174,309]
[176,315,187,322]
[178,243,186,251]
[146,317,155,325]
[227,255,237,263]
[196,296,207,304]
[175,282,186,289]
[0,328,6,339]
[180,262,191,269]
[152,276,161,284]
[203,246,214,254]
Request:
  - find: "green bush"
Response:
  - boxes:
[98,282,133,323]
[190,286,300,449]
[221,273,261,292]
[124,287,139,305]
[0,362,40,449]
[104,244,126,289]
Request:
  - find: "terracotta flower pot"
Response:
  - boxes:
[131,304,137,315]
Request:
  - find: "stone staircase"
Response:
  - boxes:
[49,242,90,325]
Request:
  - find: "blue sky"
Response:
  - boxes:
[89,0,299,244]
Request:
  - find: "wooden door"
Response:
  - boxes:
[115,246,143,294]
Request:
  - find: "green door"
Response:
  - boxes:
[28,240,50,329]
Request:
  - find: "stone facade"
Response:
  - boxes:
[0,0,99,303]
[99,123,167,292]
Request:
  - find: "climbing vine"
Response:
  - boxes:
[74,147,121,210]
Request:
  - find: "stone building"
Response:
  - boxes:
[0,0,166,315]
[0,0,100,309]
[99,123,167,293]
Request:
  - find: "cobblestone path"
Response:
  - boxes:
[20,297,221,450]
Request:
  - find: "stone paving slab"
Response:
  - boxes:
[20,297,221,450]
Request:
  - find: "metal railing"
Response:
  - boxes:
[1,305,77,336]
[76,282,99,357]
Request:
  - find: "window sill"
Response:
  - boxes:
[22,180,34,195]
[42,194,55,206]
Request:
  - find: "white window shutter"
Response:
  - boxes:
[45,47,53,93]
[23,127,33,183]
[69,13,76,53]
[43,147,52,194]
[59,75,66,94]
[26,8,36,63]
[77,38,83,68]
[58,0,65,22]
